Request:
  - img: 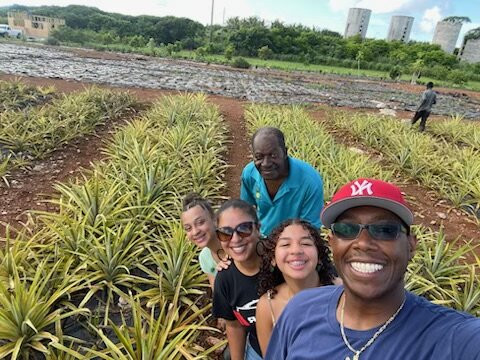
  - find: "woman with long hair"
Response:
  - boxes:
[255,219,336,355]
[213,199,263,360]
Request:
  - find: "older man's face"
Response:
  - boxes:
[252,134,288,181]
[328,206,416,302]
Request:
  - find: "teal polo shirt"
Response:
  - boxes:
[240,157,323,237]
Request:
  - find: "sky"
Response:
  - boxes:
[4,0,480,46]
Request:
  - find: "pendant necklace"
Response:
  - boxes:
[340,294,406,360]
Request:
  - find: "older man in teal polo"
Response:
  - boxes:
[240,127,324,237]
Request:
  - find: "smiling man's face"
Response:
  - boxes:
[252,133,288,181]
[329,206,416,302]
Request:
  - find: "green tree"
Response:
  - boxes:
[166,43,176,55]
[356,50,364,76]
[442,16,471,24]
[410,59,425,84]
[127,35,146,47]
[224,44,235,60]
[389,66,402,80]
[258,45,273,60]
[464,27,480,42]
[448,69,469,85]
[147,37,156,48]
[195,46,207,58]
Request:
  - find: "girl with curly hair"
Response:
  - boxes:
[255,219,336,356]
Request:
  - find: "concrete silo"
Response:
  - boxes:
[344,8,371,39]
[387,16,414,42]
[432,20,462,53]
[459,38,480,63]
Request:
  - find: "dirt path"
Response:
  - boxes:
[209,96,250,199]
[0,75,250,235]
[1,75,479,246]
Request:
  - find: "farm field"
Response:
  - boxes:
[3,43,480,118]
[177,50,480,92]
[0,44,479,358]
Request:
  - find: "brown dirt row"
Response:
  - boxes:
[309,107,480,244]
[0,74,478,247]
[0,74,250,236]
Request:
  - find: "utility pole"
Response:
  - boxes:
[209,0,214,43]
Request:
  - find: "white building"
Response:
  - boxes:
[432,21,462,54]
[387,16,414,42]
[459,37,480,63]
[344,8,371,39]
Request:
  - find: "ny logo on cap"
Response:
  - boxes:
[350,180,373,196]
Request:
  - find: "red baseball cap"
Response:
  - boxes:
[321,178,413,227]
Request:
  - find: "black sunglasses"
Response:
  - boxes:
[216,221,257,242]
[330,222,408,241]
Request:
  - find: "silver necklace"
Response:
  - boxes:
[340,294,406,360]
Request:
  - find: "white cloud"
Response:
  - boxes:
[420,6,442,33]
[160,0,255,25]
[328,0,357,13]
[328,0,415,14]
[356,0,414,14]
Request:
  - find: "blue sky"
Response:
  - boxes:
[5,0,480,46]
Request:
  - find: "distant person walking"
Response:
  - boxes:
[411,82,437,132]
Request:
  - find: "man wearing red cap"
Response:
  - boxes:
[265,178,480,360]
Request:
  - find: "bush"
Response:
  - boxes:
[231,57,251,69]
[45,37,60,46]
[127,35,146,48]
[389,66,402,80]
[448,69,469,85]
[163,42,182,56]
[195,46,207,58]
[224,44,235,60]
[428,65,450,81]
[258,45,273,60]
[147,37,156,49]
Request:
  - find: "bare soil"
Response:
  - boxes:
[309,108,480,243]
[1,73,479,244]
[1,62,479,359]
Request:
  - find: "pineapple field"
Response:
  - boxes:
[0,44,479,359]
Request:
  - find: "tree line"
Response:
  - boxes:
[2,5,479,83]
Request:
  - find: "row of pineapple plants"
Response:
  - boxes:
[0,87,136,182]
[428,114,480,151]
[245,104,480,316]
[0,94,229,359]
[245,104,393,199]
[329,110,480,217]
[0,80,56,112]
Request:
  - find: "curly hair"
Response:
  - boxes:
[257,219,336,298]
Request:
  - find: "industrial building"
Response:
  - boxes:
[7,11,65,39]
[458,38,480,63]
[432,20,462,53]
[344,8,371,39]
[387,16,414,42]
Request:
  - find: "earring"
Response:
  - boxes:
[269,265,275,273]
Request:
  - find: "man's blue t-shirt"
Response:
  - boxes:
[266,286,480,360]
[240,157,323,236]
